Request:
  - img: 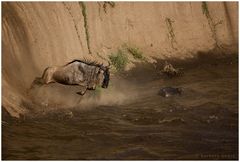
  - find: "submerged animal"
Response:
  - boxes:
[158,87,183,97]
[35,59,110,95]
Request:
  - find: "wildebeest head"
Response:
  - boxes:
[85,61,111,90]
[100,64,110,89]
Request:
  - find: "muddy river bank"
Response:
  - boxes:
[2,54,238,160]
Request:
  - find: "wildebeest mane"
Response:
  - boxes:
[65,59,102,67]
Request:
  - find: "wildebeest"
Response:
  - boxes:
[34,59,110,95]
[161,61,183,77]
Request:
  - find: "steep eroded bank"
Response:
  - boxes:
[2,2,238,117]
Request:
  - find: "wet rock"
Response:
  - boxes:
[158,87,183,97]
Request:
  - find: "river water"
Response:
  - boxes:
[2,54,238,160]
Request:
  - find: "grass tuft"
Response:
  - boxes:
[109,49,128,71]
[127,47,145,60]
[202,2,209,17]
[79,2,91,54]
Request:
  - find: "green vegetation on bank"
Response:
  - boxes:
[79,2,91,54]
[107,44,147,72]
[109,49,129,71]
[127,46,145,60]
[201,2,223,49]
[202,2,209,17]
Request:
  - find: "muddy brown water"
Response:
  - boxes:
[2,54,238,160]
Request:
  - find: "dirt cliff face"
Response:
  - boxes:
[2,2,238,117]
